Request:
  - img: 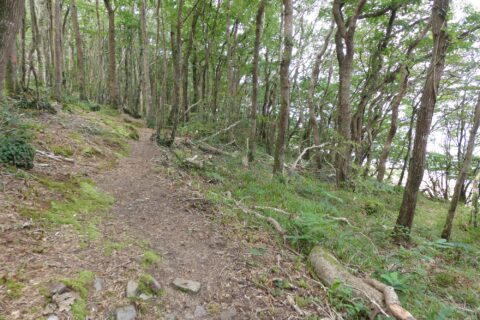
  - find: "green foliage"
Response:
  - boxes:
[16,96,56,114]
[140,250,162,268]
[0,136,36,169]
[3,278,24,299]
[379,271,408,292]
[61,270,94,299]
[327,281,370,319]
[0,106,36,169]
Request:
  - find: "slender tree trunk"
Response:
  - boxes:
[140,0,152,117]
[377,21,431,182]
[332,0,367,186]
[306,25,333,169]
[394,0,450,241]
[104,0,118,107]
[273,0,293,175]
[53,0,62,100]
[70,0,86,100]
[168,0,183,145]
[441,93,480,240]
[248,0,266,163]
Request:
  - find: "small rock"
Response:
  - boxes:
[47,315,59,320]
[43,303,57,315]
[194,305,207,317]
[138,293,152,301]
[126,280,139,298]
[116,305,137,320]
[220,308,237,320]
[94,277,105,292]
[184,314,194,320]
[53,292,78,312]
[51,283,68,296]
[172,278,201,294]
[149,277,162,294]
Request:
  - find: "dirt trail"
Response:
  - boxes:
[97,129,314,319]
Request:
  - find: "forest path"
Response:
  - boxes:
[96,128,281,319]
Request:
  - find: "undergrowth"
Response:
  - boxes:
[180,136,480,319]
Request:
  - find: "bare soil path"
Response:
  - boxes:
[97,129,327,319]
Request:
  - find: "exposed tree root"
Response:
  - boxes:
[309,246,415,320]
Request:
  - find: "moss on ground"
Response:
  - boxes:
[21,176,114,239]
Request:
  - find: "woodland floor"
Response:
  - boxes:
[0,106,331,320]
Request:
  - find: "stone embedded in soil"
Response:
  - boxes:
[194,305,207,317]
[219,307,237,320]
[50,283,68,296]
[94,277,105,292]
[139,293,152,301]
[115,305,137,320]
[47,315,59,320]
[126,280,139,298]
[172,278,201,293]
[164,314,177,320]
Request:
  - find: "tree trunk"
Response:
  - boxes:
[70,0,86,100]
[168,0,183,145]
[441,93,480,240]
[394,0,450,242]
[53,0,62,100]
[332,0,367,186]
[140,0,152,117]
[0,0,25,96]
[248,0,266,163]
[306,25,333,169]
[104,0,118,107]
[273,0,293,175]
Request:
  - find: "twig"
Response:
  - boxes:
[36,150,74,163]
[254,206,297,219]
[234,200,286,235]
[184,99,202,115]
[324,215,352,226]
[198,120,241,143]
[289,143,328,171]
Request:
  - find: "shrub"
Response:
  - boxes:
[0,136,35,169]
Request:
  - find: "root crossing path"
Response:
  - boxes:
[96,129,324,320]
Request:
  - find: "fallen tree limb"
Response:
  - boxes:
[289,143,328,172]
[36,150,74,163]
[234,200,286,235]
[308,246,415,320]
[365,278,415,320]
[254,206,297,219]
[197,142,230,156]
[198,120,241,143]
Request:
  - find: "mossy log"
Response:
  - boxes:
[309,246,415,320]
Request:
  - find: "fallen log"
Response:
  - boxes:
[197,142,230,156]
[36,150,74,163]
[308,246,415,320]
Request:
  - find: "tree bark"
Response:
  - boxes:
[0,0,25,96]
[441,93,480,240]
[332,0,367,186]
[248,0,266,163]
[140,0,152,117]
[168,0,184,145]
[53,0,62,100]
[273,0,293,175]
[70,0,86,100]
[394,0,450,241]
[104,0,119,107]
